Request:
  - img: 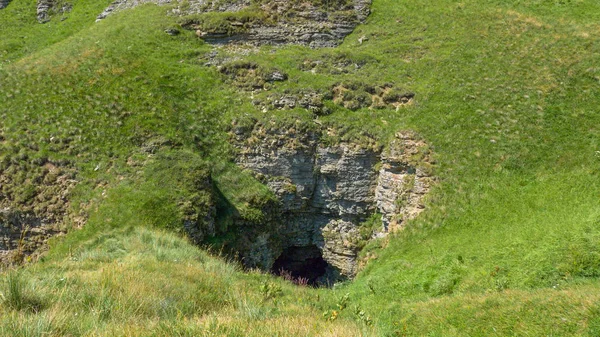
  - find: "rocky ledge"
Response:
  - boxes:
[98,0,371,48]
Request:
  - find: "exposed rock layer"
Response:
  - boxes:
[227,120,434,282]
[97,0,371,48]
[193,0,371,48]
[36,0,71,23]
[0,0,11,9]
[37,0,54,22]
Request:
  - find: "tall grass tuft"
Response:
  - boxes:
[4,271,25,311]
[2,271,45,313]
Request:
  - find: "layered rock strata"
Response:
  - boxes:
[97,0,371,48]
[376,133,433,231]
[192,0,371,48]
[37,0,52,22]
[228,121,433,282]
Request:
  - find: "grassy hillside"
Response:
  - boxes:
[1,0,600,335]
[0,227,368,336]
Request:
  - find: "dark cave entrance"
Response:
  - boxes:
[271,245,329,286]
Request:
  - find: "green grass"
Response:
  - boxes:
[1,271,45,312]
[1,0,600,335]
[1,227,368,336]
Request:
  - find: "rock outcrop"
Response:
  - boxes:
[37,0,52,22]
[36,0,71,23]
[96,0,175,21]
[190,0,371,48]
[376,132,433,231]
[97,0,371,48]
[0,0,11,9]
[226,120,434,283]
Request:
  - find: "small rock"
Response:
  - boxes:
[165,28,180,36]
[267,71,288,82]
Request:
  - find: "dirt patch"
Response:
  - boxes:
[219,61,288,90]
[0,153,79,264]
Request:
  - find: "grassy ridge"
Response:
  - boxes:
[1,0,600,335]
[1,227,367,336]
[0,0,112,63]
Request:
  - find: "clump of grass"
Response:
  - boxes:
[1,271,45,313]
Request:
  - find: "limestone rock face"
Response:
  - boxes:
[0,0,11,9]
[312,145,379,216]
[36,0,71,23]
[97,0,371,48]
[322,219,360,277]
[376,132,434,232]
[230,120,434,281]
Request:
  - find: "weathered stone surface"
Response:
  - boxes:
[229,120,434,281]
[97,0,371,48]
[0,0,11,10]
[191,0,371,48]
[37,0,71,23]
[322,219,360,277]
[332,82,415,111]
[96,0,176,21]
[98,0,249,20]
[311,145,379,216]
[37,0,54,22]
[178,0,249,14]
[375,131,434,232]
[219,61,288,90]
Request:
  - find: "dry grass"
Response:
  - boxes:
[0,227,371,336]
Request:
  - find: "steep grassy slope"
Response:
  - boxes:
[0,228,367,336]
[1,0,600,335]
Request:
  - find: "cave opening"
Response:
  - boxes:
[271,245,330,287]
